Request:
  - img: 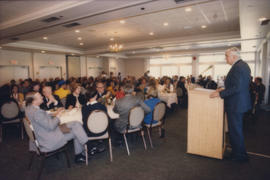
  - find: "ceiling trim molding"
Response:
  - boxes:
[3,41,83,54]
[84,31,241,55]
[0,1,92,30]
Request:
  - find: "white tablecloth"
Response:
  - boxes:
[51,108,83,125]
[106,105,119,119]
[158,92,178,108]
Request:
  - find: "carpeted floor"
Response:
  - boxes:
[0,107,269,180]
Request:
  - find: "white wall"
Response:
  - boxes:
[108,58,125,77]
[0,49,67,84]
[86,57,104,77]
[0,49,33,78]
[33,53,66,80]
[125,58,146,78]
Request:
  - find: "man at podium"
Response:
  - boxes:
[210,47,251,162]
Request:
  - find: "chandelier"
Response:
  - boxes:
[109,43,123,52]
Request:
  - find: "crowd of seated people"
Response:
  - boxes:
[0,71,266,164]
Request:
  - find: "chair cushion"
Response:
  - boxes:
[145,121,162,128]
[129,106,144,127]
[87,132,109,140]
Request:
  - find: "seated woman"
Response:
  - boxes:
[107,80,116,97]
[40,86,63,110]
[81,90,107,154]
[10,84,24,107]
[115,84,125,100]
[65,83,86,109]
[143,93,161,125]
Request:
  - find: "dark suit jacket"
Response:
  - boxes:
[65,94,86,109]
[220,60,251,113]
[40,95,63,110]
[81,101,107,136]
[96,91,107,100]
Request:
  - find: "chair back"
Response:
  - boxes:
[153,102,166,122]
[23,117,41,154]
[0,100,20,121]
[87,110,109,134]
[128,106,144,129]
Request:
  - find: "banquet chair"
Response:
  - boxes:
[23,117,70,180]
[145,102,166,148]
[84,110,113,165]
[121,106,147,156]
[0,99,24,142]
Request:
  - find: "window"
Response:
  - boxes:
[199,64,213,77]
[149,66,160,78]
[199,54,225,63]
[161,66,178,77]
[150,56,192,64]
[214,64,231,81]
[179,65,192,77]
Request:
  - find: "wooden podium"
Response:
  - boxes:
[187,88,225,159]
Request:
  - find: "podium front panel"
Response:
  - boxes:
[187,88,225,159]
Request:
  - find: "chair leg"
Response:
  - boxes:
[140,130,147,150]
[85,145,88,166]
[146,128,153,148]
[108,138,113,162]
[0,125,2,143]
[28,152,35,170]
[64,150,71,168]
[37,156,45,180]
[21,121,24,140]
[123,134,130,156]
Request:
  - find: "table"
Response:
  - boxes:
[106,105,119,119]
[47,108,83,125]
[158,92,178,108]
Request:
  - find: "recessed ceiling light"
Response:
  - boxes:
[185,7,192,12]
[75,29,80,33]
[41,50,46,53]
[77,37,82,40]
[149,32,154,36]
[79,43,84,46]
[0,46,2,49]
[258,17,267,22]
[71,53,75,56]
[96,55,100,58]
[43,37,48,40]
[110,37,114,41]
[132,51,136,54]
[120,20,126,24]
[163,22,169,26]
[201,25,207,29]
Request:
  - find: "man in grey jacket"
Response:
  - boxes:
[113,83,151,133]
[25,92,89,163]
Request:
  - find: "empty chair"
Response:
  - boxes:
[84,110,112,165]
[23,117,70,180]
[121,106,147,156]
[145,102,166,148]
[0,99,24,142]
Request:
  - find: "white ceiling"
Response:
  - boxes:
[0,0,269,56]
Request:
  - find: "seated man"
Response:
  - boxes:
[143,94,161,125]
[113,83,151,133]
[82,90,107,135]
[82,90,107,154]
[25,92,89,163]
[40,86,63,110]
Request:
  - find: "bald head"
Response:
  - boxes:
[42,86,52,98]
